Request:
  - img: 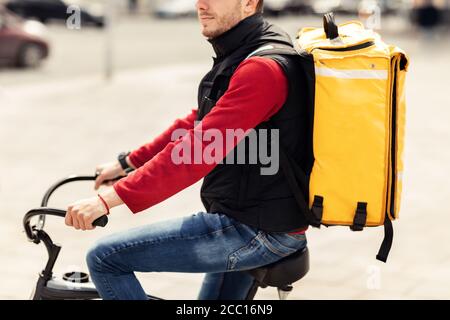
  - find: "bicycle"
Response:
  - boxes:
[23,174,310,300]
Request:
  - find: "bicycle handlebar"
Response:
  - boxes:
[23,207,108,242]
[25,174,124,242]
[40,174,124,207]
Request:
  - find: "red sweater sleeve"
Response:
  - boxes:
[113,57,289,213]
[128,109,198,168]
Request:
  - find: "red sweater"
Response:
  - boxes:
[114,56,306,234]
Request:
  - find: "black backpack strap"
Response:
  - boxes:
[262,121,321,228]
[376,214,394,263]
[210,44,294,101]
[310,195,324,225]
[246,48,321,228]
[350,202,368,231]
[278,147,321,227]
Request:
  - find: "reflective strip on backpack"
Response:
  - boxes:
[315,67,388,80]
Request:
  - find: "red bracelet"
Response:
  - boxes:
[97,194,110,215]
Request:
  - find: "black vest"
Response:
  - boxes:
[197,14,314,232]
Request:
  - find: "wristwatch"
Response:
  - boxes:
[118,152,134,174]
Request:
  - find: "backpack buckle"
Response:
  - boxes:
[350,202,367,231]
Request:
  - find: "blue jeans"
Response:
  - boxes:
[86,212,307,300]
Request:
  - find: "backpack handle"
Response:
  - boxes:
[323,12,339,40]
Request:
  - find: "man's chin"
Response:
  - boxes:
[201,27,224,39]
[201,28,215,39]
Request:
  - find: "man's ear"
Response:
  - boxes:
[243,0,259,15]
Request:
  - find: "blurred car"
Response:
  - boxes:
[5,0,104,27]
[0,5,49,67]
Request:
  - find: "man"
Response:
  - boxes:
[65,0,311,300]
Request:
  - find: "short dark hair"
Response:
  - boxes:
[256,0,264,13]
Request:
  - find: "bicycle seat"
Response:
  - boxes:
[246,247,310,288]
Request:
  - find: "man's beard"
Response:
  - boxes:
[203,5,243,39]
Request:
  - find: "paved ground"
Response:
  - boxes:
[1,14,450,300]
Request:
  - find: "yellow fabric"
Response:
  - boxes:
[297,21,408,227]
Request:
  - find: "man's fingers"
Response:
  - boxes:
[66,198,102,231]
[85,217,95,230]
[94,175,105,191]
[78,215,86,231]
[65,208,73,227]
[72,211,80,230]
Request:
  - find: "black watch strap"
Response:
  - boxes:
[118,152,133,173]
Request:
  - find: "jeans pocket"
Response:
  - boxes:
[227,233,264,271]
[260,232,307,259]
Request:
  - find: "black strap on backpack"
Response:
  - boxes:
[246,45,322,229]
[376,213,394,262]
[278,146,322,228]
[260,120,321,228]
[350,202,367,231]
[310,195,324,224]
[323,12,339,40]
[242,45,323,228]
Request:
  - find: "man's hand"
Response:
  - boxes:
[94,161,126,190]
[65,188,124,231]
[65,196,108,231]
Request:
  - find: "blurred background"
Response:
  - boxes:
[0,0,449,300]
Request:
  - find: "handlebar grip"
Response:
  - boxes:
[93,215,108,227]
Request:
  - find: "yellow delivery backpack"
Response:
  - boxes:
[294,13,409,262]
[246,13,408,262]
